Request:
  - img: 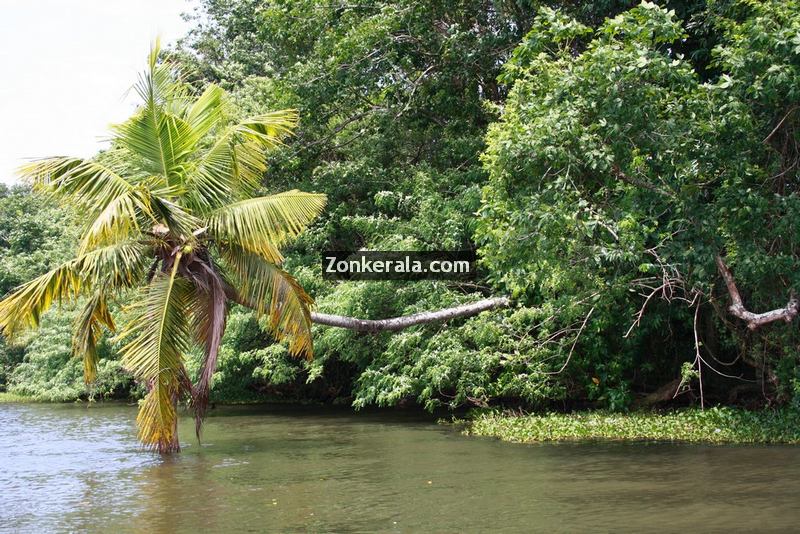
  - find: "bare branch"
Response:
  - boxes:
[545,306,595,375]
[715,255,798,330]
[625,247,688,337]
[692,295,704,409]
[763,105,799,145]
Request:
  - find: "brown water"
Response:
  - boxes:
[1,403,799,533]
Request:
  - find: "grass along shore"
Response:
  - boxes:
[0,392,36,403]
[460,408,800,444]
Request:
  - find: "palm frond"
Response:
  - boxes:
[114,40,194,184]
[18,156,141,210]
[137,380,182,453]
[78,186,151,253]
[72,291,115,383]
[113,109,196,183]
[185,129,255,211]
[185,109,298,213]
[78,241,152,289]
[117,253,193,452]
[0,261,83,337]
[234,109,299,147]
[184,146,234,212]
[222,246,314,357]
[184,260,227,437]
[0,241,149,336]
[150,196,201,242]
[19,155,154,255]
[132,38,186,108]
[185,84,226,139]
[207,191,326,262]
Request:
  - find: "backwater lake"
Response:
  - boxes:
[2,403,799,532]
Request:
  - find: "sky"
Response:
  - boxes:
[0,0,195,184]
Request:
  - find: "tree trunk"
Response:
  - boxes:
[310,297,511,333]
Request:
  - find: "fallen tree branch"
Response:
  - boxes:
[638,377,684,407]
[715,255,799,330]
[310,297,511,332]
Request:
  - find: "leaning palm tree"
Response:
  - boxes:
[0,42,326,453]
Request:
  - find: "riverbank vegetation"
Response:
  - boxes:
[462,408,800,444]
[2,0,800,443]
[0,392,35,403]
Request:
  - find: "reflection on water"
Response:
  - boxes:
[1,403,800,532]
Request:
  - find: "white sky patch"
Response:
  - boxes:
[0,0,194,184]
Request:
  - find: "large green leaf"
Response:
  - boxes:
[19,156,143,212]
[185,84,226,139]
[185,109,300,213]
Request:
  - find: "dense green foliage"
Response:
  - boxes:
[174,0,800,410]
[478,0,800,406]
[2,0,799,415]
[175,0,556,409]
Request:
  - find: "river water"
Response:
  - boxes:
[1,403,799,533]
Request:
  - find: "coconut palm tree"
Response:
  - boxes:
[0,42,326,453]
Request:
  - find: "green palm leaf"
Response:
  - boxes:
[0,260,83,336]
[75,241,152,292]
[113,109,196,182]
[222,246,314,357]
[114,40,192,183]
[185,84,226,138]
[19,155,154,253]
[186,129,261,210]
[73,291,116,383]
[0,241,149,336]
[19,156,143,210]
[117,253,193,451]
[208,191,326,262]
[185,110,299,212]
[79,186,151,253]
[234,110,299,147]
